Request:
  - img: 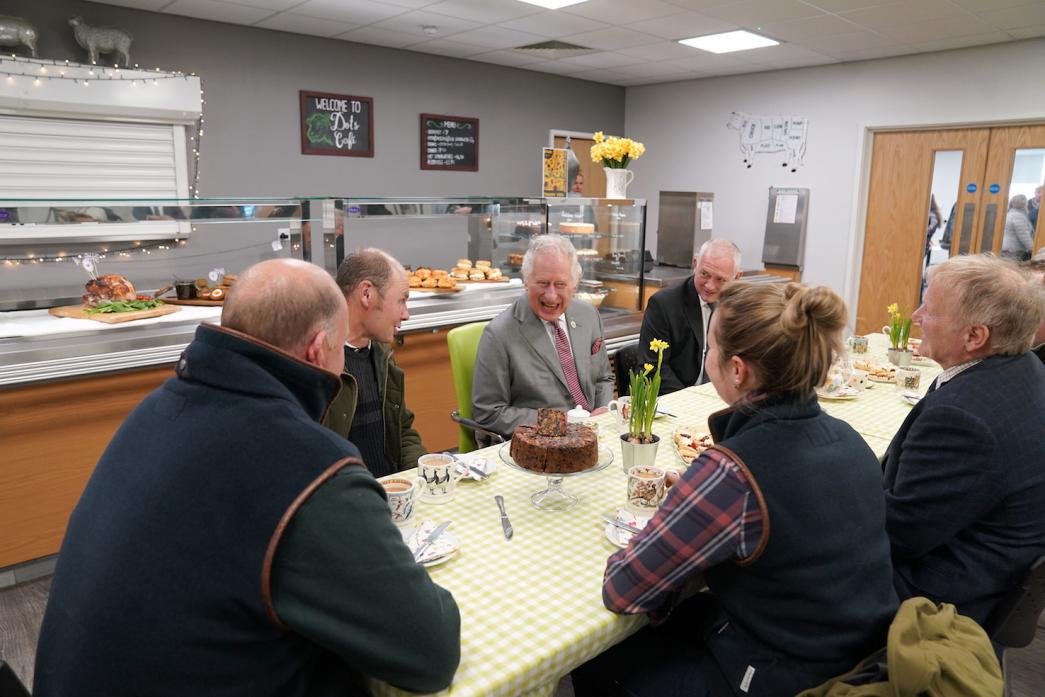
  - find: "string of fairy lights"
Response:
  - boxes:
[0,54,206,198]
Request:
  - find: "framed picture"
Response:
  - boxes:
[421,114,478,172]
[300,90,373,157]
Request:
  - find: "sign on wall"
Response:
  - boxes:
[542,147,567,198]
[726,111,808,172]
[299,90,373,157]
[420,114,478,171]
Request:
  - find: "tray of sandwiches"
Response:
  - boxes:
[408,259,506,292]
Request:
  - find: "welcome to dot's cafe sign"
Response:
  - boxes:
[299,90,374,157]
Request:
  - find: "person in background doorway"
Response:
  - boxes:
[34,259,460,697]
[925,194,942,267]
[1002,194,1034,261]
[325,248,426,478]
[1028,185,1041,233]
[883,254,1045,630]
[941,202,957,251]
[638,239,742,394]
[571,170,586,195]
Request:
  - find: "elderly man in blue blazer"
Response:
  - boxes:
[473,234,614,440]
[883,254,1045,629]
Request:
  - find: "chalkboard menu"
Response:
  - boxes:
[420,113,478,172]
[300,90,373,157]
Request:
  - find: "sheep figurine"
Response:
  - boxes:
[0,15,38,57]
[68,16,132,66]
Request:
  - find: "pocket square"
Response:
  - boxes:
[591,337,603,355]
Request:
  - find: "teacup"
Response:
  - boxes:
[848,369,869,389]
[847,335,869,354]
[418,453,465,504]
[626,465,666,513]
[382,477,420,526]
[895,366,921,391]
[607,396,631,432]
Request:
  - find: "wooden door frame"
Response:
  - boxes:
[843,117,1045,334]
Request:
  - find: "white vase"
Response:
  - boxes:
[604,168,634,199]
[620,434,659,472]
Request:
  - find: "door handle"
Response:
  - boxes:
[957,202,975,256]
[980,202,998,254]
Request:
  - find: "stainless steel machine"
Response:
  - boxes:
[655,191,714,267]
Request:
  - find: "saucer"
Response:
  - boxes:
[603,509,651,548]
[816,386,860,401]
[900,390,922,406]
[401,521,459,567]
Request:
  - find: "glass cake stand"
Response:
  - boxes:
[499,443,613,511]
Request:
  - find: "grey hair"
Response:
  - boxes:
[927,254,1045,355]
[521,234,582,285]
[1009,194,1028,210]
[336,247,401,296]
[696,238,742,271]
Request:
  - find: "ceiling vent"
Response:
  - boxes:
[513,40,595,60]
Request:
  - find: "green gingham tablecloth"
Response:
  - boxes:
[371,332,932,696]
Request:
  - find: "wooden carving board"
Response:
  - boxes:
[48,304,181,324]
[161,297,224,307]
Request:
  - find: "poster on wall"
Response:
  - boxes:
[300,90,373,157]
[420,114,478,171]
[542,147,567,197]
[726,111,807,172]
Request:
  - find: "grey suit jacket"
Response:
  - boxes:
[472,296,614,439]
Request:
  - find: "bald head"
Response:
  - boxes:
[222,259,347,364]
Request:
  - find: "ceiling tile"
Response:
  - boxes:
[85,0,173,10]
[291,0,409,24]
[617,41,700,60]
[978,3,1045,29]
[379,0,439,7]
[162,0,273,25]
[255,12,357,36]
[744,42,836,65]
[839,0,968,31]
[661,52,763,72]
[759,13,866,41]
[563,0,689,25]
[469,50,548,67]
[336,25,425,47]
[373,10,482,37]
[801,29,898,52]
[912,30,1014,51]
[661,0,746,10]
[406,37,488,57]
[424,0,541,24]
[559,27,663,50]
[879,13,1001,42]
[444,26,546,49]
[525,61,590,75]
[949,0,1043,11]
[701,0,825,25]
[570,68,632,84]
[614,60,693,76]
[560,51,642,68]
[825,44,914,61]
[1005,22,1045,38]
[210,0,304,9]
[498,10,610,37]
[629,10,737,39]
[799,0,891,11]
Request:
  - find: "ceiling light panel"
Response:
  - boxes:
[679,30,779,53]
[516,0,590,9]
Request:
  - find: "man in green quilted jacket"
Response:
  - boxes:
[325,248,427,476]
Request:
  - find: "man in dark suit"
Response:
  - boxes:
[883,254,1045,629]
[638,239,741,394]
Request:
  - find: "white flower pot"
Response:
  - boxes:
[604,168,634,199]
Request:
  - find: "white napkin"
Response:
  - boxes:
[614,509,651,546]
[407,521,457,563]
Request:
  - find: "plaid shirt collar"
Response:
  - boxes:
[935,358,982,388]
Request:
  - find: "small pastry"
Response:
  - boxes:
[451,269,469,280]
[469,271,486,281]
[432,269,449,278]
[408,275,421,288]
[194,278,209,289]
[209,287,226,301]
[437,277,456,289]
[485,268,503,280]
[221,273,237,286]
[475,260,491,269]
[421,277,438,288]
[456,259,472,269]
[416,267,432,280]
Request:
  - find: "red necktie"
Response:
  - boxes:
[552,322,590,411]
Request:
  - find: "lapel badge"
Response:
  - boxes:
[569,319,577,329]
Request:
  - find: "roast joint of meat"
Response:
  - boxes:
[83,274,137,307]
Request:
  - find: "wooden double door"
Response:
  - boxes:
[856,125,1045,335]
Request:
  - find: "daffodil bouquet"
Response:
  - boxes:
[590,131,646,169]
[886,303,912,350]
[627,339,669,443]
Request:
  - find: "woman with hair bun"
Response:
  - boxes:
[573,282,898,697]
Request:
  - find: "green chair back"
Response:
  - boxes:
[447,321,490,453]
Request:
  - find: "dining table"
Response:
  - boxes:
[370,332,940,697]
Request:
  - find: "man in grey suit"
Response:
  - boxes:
[473,235,614,439]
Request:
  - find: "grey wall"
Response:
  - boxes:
[6,0,624,198]
[625,38,1045,303]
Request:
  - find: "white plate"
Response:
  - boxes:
[816,386,861,401]
[900,390,922,406]
[867,374,895,383]
[603,509,651,548]
[400,522,460,567]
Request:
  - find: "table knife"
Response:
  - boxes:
[466,463,489,480]
[413,520,451,562]
[495,495,513,540]
[599,515,644,535]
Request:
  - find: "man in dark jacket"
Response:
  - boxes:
[638,239,741,394]
[884,254,1045,629]
[34,259,460,697]
[325,248,426,476]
